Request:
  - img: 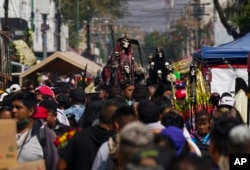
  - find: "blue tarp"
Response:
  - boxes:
[193,33,250,64]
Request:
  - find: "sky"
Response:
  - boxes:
[117,0,168,32]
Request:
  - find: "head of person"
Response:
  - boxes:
[132,85,150,103]
[235,77,247,94]
[99,99,123,126]
[97,84,109,100]
[112,105,137,132]
[56,93,70,110]
[229,125,250,154]
[11,91,38,131]
[9,84,22,94]
[161,110,184,129]
[160,126,188,156]
[128,146,174,170]
[152,82,172,99]
[209,117,243,168]
[35,85,55,103]
[120,80,135,101]
[39,99,58,128]
[80,95,106,128]
[153,96,172,116]
[147,84,157,99]
[0,106,12,119]
[69,88,86,104]
[118,122,154,167]
[33,105,48,121]
[218,95,236,107]
[213,105,244,124]
[22,79,36,93]
[210,92,220,107]
[137,99,161,124]
[195,109,211,136]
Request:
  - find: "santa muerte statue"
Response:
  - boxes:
[147,47,173,85]
[101,33,145,87]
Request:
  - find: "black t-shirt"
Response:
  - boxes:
[60,125,114,170]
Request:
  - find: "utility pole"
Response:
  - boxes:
[76,0,80,48]
[1,0,11,89]
[56,0,62,51]
[40,0,50,60]
[3,0,9,31]
[190,0,210,49]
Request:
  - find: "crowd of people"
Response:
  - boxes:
[0,76,249,170]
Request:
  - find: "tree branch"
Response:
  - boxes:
[213,0,240,39]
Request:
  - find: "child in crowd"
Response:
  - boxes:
[192,110,211,145]
[0,106,12,119]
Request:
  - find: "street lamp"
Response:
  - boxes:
[39,0,50,60]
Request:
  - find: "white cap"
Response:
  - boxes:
[9,84,21,93]
[219,96,236,107]
[0,92,8,102]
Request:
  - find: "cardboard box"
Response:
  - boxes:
[5,160,46,170]
[0,120,17,169]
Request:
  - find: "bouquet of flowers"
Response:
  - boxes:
[54,128,80,149]
[77,77,92,88]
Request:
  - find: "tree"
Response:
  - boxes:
[56,0,127,48]
[214,0,250,39]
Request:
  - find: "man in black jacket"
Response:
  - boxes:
[57,100,121,170]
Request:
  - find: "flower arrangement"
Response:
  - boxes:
[77,77,92,88]
[54,128,80,149]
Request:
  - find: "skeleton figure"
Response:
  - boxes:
[157,70,162,78]
[123,65,130,74]
[165,62,170,69]
[157,70,162,84]
[150,62,155,70]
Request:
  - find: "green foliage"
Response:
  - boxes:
[56,0,126,48]
[232,3,250,33]
[214,0,250,38]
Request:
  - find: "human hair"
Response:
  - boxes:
[220,92,232,98]
[137,99,160,123]
[39,99,58,115]
[214,105,244,124]
[99,99,123,124]
[56,93,70,109]
[229,125,250,154]
[210,92,220,107]
[11,91,37,110]
[132,85,150,102]
[195,109,211,123]
[152,83,172,99]
[211,117,243,156]
[112,105,137,128]
[2,94,13,108]
[235,77,247,95]
[80,95,105,128]
[161,110,184,129]
[106,86,122,100]
[152,96,172,115]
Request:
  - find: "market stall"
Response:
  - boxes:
[19,51,103,85]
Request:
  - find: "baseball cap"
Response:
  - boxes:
[9,84,21,93]
[219,96,236,107]
[35,85,55,98]
[33,106,48,119]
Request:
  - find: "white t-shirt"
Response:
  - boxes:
[17,129,44,162]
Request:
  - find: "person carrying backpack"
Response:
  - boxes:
[12,91,58,170]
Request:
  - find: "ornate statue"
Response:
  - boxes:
[101,33,144,86]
